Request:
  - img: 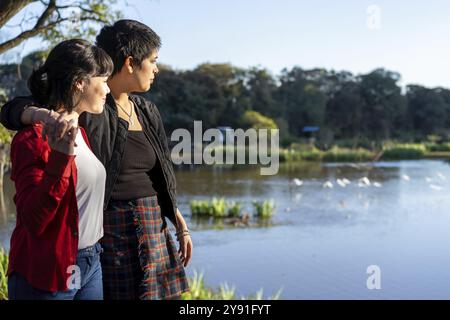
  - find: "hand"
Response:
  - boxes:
[177,232,193,267]
[42,110,78,143]
[46,116,78,155]
[174,208,193,267]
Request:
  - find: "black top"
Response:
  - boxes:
[111,130,159,200]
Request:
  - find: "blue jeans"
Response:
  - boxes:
[8,243,104,300]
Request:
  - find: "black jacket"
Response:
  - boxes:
[1,94,179,227]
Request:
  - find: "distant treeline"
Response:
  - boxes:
[2,51,450,147]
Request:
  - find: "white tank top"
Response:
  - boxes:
[74,130,106,249]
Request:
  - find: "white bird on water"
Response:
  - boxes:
[402,174,410,181]
[358,177,371,187]
[336,179,347,188]
[437,172,447,181]
[342,178,351,185]
[430,184,443,191]
[292,178,303,186]
[373,182,382,188]
[323,181,334,189]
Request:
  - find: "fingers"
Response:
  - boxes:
[43,111,78,143]
[177,236,192,267]
[67,118,79,147]
[184,239,192,267]
[55,112,70,140]
[183,240,188,266]
[42,111,55,141]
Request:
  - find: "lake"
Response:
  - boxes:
[2,160,450,299]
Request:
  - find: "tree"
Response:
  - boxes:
[406,85,448,138]
[0,50,47,97]
[277,67,328,137]
[0,0,123,55]
[240,110,278,130]
[0,90,12,217]
[245,67,279,118]
[358,68,406,140]
[325,81,365,142]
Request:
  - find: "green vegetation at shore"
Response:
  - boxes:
[190,198,275,219]
[181,271,282,300]
[279,142,450,163]
[0,248,8,300]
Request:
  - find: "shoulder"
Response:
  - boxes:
[12,124,44,145]
[11,124,46,160]
[130,94,158,114]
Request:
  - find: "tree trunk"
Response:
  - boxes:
[0,0,36,29]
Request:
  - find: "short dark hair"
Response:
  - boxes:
[28,39,113,112]
[96,19,161,76]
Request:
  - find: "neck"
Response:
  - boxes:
[108,76,131,106]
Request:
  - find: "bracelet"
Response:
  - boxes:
[175,229,190,241]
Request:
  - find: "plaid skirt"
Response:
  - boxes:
[100,195,189,300]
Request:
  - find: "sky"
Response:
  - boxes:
[2,0,450,88]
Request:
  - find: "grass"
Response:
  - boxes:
[191,198,276,220]
[181,271,282,300]
[279,141,450,162]
[252,200,276,219]
[0,247,8,300]
[190,198,228,218]
[425,142,450,152]
[280,146,375,163]
[226,201,242,218]
[381,143,426,160]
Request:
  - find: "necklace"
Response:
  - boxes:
[115,100,134,126]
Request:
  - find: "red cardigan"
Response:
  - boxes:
[8,124,92,292]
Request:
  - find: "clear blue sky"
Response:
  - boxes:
[3,0,450,88]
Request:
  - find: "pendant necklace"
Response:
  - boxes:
[116,100,134,126]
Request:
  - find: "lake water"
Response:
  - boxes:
[2,160,450,299]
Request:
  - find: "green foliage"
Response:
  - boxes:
[190,198,227,217]
[240,110,278,130]
[181,271,282,300]
[227,201,242,218]
[190,198,247,218]
[0,248,8,300]
[382,143,426,160]
[252,200,275,219]
[190,198,277,220]
[42,0,123,47]
[425,142,450,152]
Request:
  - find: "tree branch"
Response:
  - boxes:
[0,0,58,55]
[0,0,37,29]
[0,18,68,55]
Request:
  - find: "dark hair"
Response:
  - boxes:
[28,39,113,112]
[96,19,161,76]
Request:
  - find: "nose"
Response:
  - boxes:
[154,65,159,75]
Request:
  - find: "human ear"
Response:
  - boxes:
[75,80,85,93]
[124,56,134,74]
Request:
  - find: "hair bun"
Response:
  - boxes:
[28,65,50,104]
